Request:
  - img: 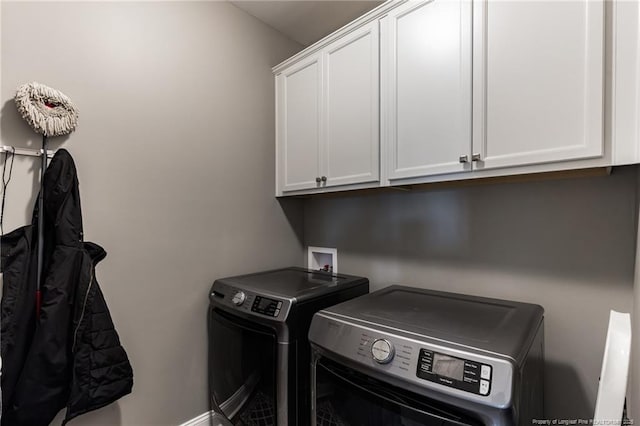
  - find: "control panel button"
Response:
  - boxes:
[231,291,246,306]
[479,379,490,395]
[481,365,491,380]
[371,339,395,364]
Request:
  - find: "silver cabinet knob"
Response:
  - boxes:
[459,155,469,163]
[472,153,482,162]
[315,177,321,183]
[321,176,327,182]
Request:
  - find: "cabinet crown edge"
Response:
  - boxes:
[272,0,406,75]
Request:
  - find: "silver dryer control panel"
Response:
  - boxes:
[252,295,283,317]
[210,282,291,321]
[309,312,514,408]
[417,349,492,396]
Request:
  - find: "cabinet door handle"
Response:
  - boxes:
[321,176,327,182]
[315,177,321,183]
[459,155,469,163]
[472,153,482,162]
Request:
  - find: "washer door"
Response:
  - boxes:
[209,308,278,425]
[313,357,483,426]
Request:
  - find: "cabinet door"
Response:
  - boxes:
[276,54,322,193]
[323,21,380,187]
[473,0,604,170]
[383,0,472,181]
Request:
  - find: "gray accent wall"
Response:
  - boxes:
[304,167,638,419]
[1,2,303,424]
[632,169,640,418]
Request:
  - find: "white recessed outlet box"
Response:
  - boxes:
[307,246,338,274]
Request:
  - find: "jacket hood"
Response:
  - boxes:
[34,149,83,245]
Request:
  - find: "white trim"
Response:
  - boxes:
[0,0,3,147]
[611,0,640,165]
[178,411,211,426]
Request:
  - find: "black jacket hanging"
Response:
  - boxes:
[1,149,133,425]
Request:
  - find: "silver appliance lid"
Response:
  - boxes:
[321,285,543,362]
[213,267,367,303]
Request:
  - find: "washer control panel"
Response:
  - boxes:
[251,295,283,317]
[416,349,492,396]
[309,313,514,407]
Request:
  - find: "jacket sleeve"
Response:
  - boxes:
[64,251,133,424]
[0,226,37,416]
[2,247,84,426]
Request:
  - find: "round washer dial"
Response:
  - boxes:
[371,339,395,364]
[231,291,246,306]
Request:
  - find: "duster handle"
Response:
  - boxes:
[36,134,47,319]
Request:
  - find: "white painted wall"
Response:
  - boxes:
[0,2,304,424]
[304,167,638,419]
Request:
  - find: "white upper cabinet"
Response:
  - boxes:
[324,22,380,188]
[276,54,322,193]
[382,0,472,181]
[472,0,605,171]
[275,21,379,195]
[274,0,629,196]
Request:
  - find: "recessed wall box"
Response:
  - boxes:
[307,246,337,274]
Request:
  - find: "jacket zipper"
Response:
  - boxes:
[72,268,94,353]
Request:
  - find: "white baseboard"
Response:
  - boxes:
[178,411,211,426]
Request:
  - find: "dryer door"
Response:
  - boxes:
[313,357,483,426]
[209,307,278,425]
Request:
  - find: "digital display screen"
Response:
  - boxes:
[432,353,464,381]
[257,297,276,310]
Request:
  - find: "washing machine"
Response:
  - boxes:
[208,267,369,426]
[308,286,544,426]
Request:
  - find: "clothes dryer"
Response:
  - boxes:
[209,267,369,426]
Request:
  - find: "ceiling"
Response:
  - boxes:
[230,1,384,47]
